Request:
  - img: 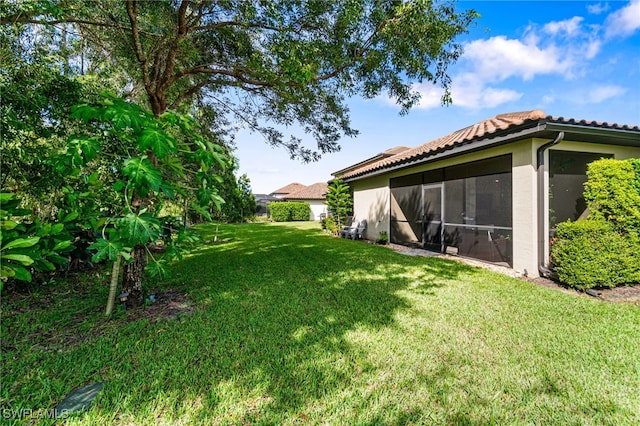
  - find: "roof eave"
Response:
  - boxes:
[342,117,639,184]
[544,122,640,146]
[343,121,548,182]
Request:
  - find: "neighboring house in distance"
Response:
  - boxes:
[270,182,307,199]
[262,182,329,220]
[282,182,329,221]
[333,110,640,278]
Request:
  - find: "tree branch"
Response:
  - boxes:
[125,1,152,98]
[191,21,284,33]
[158,0,190,95]
[168,80,211,110]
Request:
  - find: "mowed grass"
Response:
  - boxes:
[2,221,639,425]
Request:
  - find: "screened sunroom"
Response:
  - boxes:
[390,155,512,266]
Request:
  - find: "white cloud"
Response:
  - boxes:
[604,0,640,38]
[375,1,634,111]
[541,93,555,104]
[543,16,584,37]
[415,83,444,109]
[473,87,523,108]
[587,3,610,15]
[462,36,573,82]
[584,39,602,59]
[585,84,627,103]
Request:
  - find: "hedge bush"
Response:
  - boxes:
[270,202,311,222]
[584,158,640,234]
[551,220,640,289]
[551,158,640,289]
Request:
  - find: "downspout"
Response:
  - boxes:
[537,131,564,278]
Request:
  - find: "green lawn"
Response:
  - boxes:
[2,222,639,425]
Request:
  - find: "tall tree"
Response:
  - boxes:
[3,0,477,159]
[3,0,477,306]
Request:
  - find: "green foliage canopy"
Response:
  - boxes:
[2,0,478,160]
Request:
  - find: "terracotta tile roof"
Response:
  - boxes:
[339,110,639,180]
[383,146,413,155]
[333,145,412,177]
[271,182,306,195]
[283,182,329,200]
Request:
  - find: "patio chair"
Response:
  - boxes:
[353,219,367,240]
[341,219,358,238]
[344,220,367,240]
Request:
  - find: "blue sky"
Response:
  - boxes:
[235,0,640,194]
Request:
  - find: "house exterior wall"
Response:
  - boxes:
[350,175,390,240]
[307,200,327,221]
[348,136,639,277]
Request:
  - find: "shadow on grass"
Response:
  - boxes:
[5,222,483,424]
[96,223,478,422]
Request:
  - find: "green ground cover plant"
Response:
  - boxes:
[2,222,639,424]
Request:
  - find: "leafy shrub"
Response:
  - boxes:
[376,231,389,245]
[584,158,640,234]
[326,179,352,225]
[270,202,311,222]
[322,217,339,235]
[0,193,75,287]
[290,202,312,221]
[551,220,640,289]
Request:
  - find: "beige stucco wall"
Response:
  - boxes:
[350,175,390,240]
[348,137,639,277]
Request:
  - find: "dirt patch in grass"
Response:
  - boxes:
[125,290,195,322]
[1,286,194,354]
[526,276,640,304]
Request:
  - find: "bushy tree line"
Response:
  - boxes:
[551,158,640,289]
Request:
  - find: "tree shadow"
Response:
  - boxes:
[6,222,483,424]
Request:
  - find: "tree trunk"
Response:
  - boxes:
[122,245,146,308]
[121,89,166,308]
[105,255,122,316]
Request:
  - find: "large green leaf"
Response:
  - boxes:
[138,128,176,158]
[2,236,40,250]
[53,240,73,251]
[71,104,102,122]
[120,212,161,246]
[69,137,101,163]
[89,238,127,263]
[1,264,32,282]
[122,156,162,197]
[2,253,35,266]
[1,220,18,230]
